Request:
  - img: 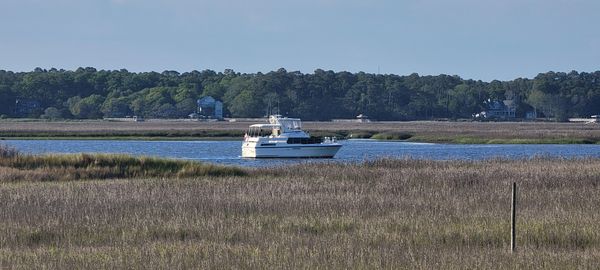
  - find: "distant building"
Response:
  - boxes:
[525,111,537,120]
[473,99,516,120]
[14,99,41,117]
[332,114,373,123]
[103,116,144,122]
[490,100,516,119]
[197,96,223,119]
[356,114,371,123]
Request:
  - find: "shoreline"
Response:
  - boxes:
[0,136,241,141]
[2,134,599,144]
[1,120,599,144]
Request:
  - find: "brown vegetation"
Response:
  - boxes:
[1,120,599,143]
[1,146,599,268]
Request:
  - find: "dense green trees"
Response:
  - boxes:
[1,68,599,121]
[101,97,131,118]
[67,95,104,119]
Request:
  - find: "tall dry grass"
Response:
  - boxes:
[0,144,19,158]
[1,120,600,142]
[1,153,599,268]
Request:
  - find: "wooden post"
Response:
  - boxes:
[511,182,517,253]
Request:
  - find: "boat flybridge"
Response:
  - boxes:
[242,115,342,158]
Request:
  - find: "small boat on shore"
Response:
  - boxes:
[242,115,342,158]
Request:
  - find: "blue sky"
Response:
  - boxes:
[1,0,599,81]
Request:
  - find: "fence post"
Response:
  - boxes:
[511,182,517,253]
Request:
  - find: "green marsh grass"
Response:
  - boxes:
[371,131,413,140]
[348,130,377,138]
[0,145,245,182]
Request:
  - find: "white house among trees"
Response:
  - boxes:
[197,96,223,119]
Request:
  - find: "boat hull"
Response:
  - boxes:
[242,143,342,158]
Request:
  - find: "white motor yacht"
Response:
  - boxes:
[242,115,342,158]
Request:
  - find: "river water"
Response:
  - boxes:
[3,139,600,167]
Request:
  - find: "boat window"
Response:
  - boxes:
[290,120,301,129]
[279,119,301,130]
[248,127,261,137]
[248,125,285,137]
[287,137,323,144]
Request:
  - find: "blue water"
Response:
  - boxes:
[3,139,600,167]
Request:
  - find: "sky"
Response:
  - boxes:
[1,0,599,81]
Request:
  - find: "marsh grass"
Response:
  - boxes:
[416,136,600,144]
[1,152,600,268]
[0,144,18,158]
[371,131,413,140]
[0,144,245,182]
[0,129,246,139]
[348,130,377,138]
[2,120,600,144]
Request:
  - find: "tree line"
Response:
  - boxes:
[1,67,599,121]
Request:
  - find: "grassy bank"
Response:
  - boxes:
[0,145,245,182]
[408,135,600,144]
[2,120,600,144]
[1,145,600,268]
[0,129,246,140]
[1,136,238,141]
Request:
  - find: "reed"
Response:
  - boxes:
[0,144,18,158]
[0,145,245,182]
[347,130,377,138]
[412,135,600,144]
[371,131,413,140]
[2,120,600,143]
[1,153,599,268]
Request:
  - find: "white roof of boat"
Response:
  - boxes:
[249,124,281,128]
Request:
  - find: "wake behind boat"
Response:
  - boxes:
[242,115,342,158]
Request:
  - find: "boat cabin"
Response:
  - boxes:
[246,115,310,139]
[269,115,302,132]
[246,124,281,138]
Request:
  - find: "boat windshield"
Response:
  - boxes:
[247,127,267,137]
[246,124,280,137]
[278,119,302,131]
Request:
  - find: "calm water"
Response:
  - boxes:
[3,139,600,167]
